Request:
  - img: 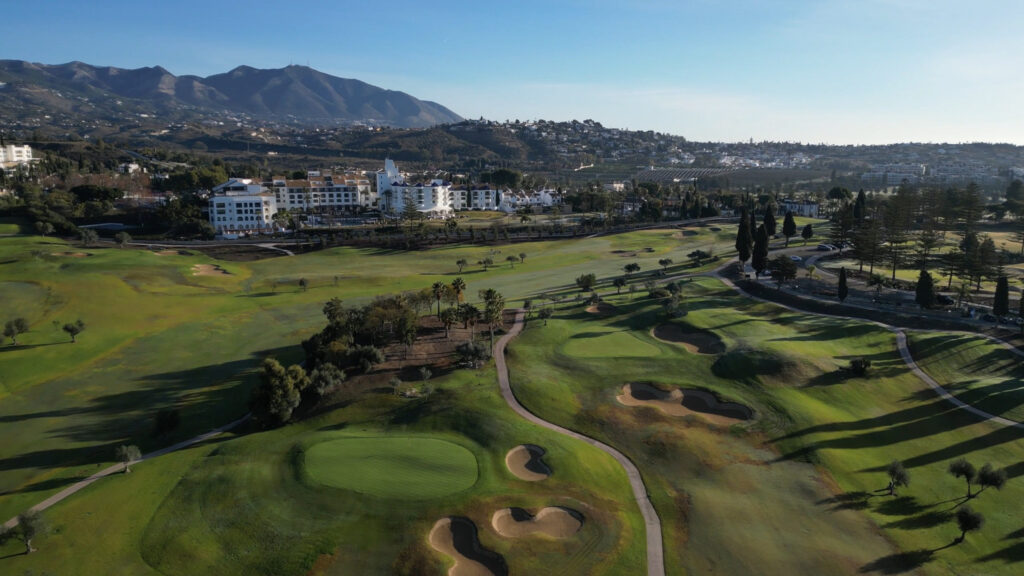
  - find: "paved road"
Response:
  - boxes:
[2,413,250,531]
[493,310,665,576]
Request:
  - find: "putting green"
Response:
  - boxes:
[562,330,659,358]
[304,436,478,499]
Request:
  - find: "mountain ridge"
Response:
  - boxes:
[0,60,462,128]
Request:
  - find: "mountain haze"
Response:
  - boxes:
[0,60,462,128]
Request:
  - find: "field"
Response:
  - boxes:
[3,217,1024,575]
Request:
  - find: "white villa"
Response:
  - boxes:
[377,159,455,217]
[209,179,278,236]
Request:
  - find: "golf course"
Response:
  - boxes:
[2,216,1024,575]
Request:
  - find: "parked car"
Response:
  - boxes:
[790,255,803,262]
[816,244,835,251]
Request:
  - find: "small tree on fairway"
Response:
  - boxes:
[456,258,468,273]
[519,252,527,263]
[801,223,813,245]
[4,317,29,345]
[915,270,936,309]
[624,262,641,278]
[613,277,627,294]
[838,267,849,303]
[115,231,131,248]
[538,308,553,326]
[658,258,673,271]
[116,444,142,473]
[576,273,597,291]
[769,255,797,288]
[506,255,518,268]
[79,228,99,247]
[688,250,711,267]
[782,211,797,247]
[5,510,43,554]
[887,460,910,496]
[478,257,494,271]
[977,463,1007,494]
[298,278,308,291]
[993,276,1010,317]
[949,458,977,498]
[63,319,85,343]
[955,506,984,543]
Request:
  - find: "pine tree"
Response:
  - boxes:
[838,267,849,303]
[915,270,936,309]
[993,276,1010,317]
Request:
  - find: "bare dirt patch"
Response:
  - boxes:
[428,517,507,576]
[191,264,230,276]
[651,324,725,354]
[585,302,617,316]
[52,252,90,258]
[505,444,550,481]
[491,507,583,539]
[617,382,752,424]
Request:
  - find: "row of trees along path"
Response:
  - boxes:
[493,310,666,576]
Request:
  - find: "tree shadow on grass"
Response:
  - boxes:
[859,549,935,574]
[874,496,929,517]
[883,509,953,530]
[816,490,874,511]
[979,541,1024,564]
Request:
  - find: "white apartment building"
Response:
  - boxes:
[452,187,503,211]
[209,179,278,236]
[268,170,373,212]
[0,144,33,167]
[779,199,819,218]
[376,159,454,217]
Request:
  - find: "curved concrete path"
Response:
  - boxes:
[714,268,1024,429]
[2,413,250,530]
[494,310,665,576]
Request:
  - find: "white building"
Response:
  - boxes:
[269,170,373,212]
[377,159,454,217]
[0,144,33,168]
[452,187,503,211]
[209,179,278,236]
[779,199,819,219]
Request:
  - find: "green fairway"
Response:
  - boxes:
[304,436,479,499]
[561,328,660,358]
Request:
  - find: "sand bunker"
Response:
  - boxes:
[429,517,507,576]
[709,227,722,232]
[673,230,699,238]
[505,445,550,481]
[585,302,617,315]
[652,324,726,355]
[153,250,180,256]
[53,252,90,257]
[617,383,752,424]
[191,264,230,276]
[491,507,583,539]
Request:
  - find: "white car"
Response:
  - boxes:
[790,255,803,262]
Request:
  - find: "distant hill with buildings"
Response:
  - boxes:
[0,60,462,129]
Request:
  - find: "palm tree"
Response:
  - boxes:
[431,281,445,318]
[451,277,466,303]
[439,307,458,339]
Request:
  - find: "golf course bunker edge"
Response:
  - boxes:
[651,323,726,355]
[491,506,583,538]
[617,382,752,423]
[505,444,551,481]
[429,516,508,576]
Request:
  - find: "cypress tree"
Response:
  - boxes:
[752,224,769,277]
[735,208,752,265]
[782,211,797,247]
[763,209,777,237]
[838,267,849,302]
[915,270,936,309]
[993,276,1009,317]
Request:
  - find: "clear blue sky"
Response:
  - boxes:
[4,0,1022,144]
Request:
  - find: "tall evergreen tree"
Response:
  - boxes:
[853,189,867,224]
[838,267,849,303]
[915,270,936,309]
[763,209,777,237]
[782,211,797,247]
[752,224,769,277]
[735,208,753,265]
[993,276,1010,317]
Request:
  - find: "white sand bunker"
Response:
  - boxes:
[585,302,617,315]
[153,250,179,256]
[491,507,583,539]
[617,383,752,424]
[505,445,550,481]
[651,324,726,355]
[191,264,230,276]
[429,517,507,576]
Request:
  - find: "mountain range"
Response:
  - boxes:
[0,60,463,128]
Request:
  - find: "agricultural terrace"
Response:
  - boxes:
[3,215,1024,575]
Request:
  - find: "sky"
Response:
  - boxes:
[4,0,1024,145]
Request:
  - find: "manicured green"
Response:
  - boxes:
[304,436,479,499]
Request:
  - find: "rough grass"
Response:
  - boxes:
[303,435,479,499]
